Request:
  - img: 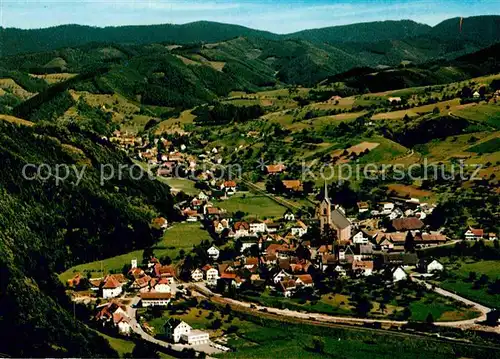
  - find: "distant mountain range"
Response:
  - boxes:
[2,15,500,57]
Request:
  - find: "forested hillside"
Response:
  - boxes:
[0,21,279,56]
[286,19,430,43]
[2,16,499,61]
[430,15,500,44]
[0,119,177,356]
[325,42,500,93]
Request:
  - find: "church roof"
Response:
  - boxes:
[331,208,351,229]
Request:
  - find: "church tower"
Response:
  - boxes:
[317,181,332,233]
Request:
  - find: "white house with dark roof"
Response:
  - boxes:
[419,259,444,273]
[165,319,192,343]
[207,245,220,260]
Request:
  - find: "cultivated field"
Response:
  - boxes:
[214,192,286,219]
[59,223,210,282]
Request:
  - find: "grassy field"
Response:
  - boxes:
[255,87,310,98]
[356,137,409,164]
[437,259,500,308]
[242,291,354,316]
[439,280,499,309]
[408,293,479,322]
[0,78,34,99]
[454,103,500,128]
[371,99,460,121]
[59,223,211,282]
[215,192,286,219]
[241,289,477,322]
[0,114,34,126]
[156,109,196,133]
[223,97,297,110]
[158,177,199,195]
[215,313,490,359]
[95,329,176,358]
[94,330,135,357]
[467,137,500,154]
[386,184,436,202]
[417,132,492,161]
[138,301,490,359]
[446,259,500,278]
[31,72,78,84]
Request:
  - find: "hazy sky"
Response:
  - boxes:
[2,0,499,33]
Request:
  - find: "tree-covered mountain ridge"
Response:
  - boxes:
[2,15,500,56]
[0,118,178,357]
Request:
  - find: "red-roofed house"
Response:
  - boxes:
[153,278,172,293]
[295,274,314,288]
[265,164,286,174]
[464,227,484,240]
[282,180,303,192]
[391,217,424,231]
[154,265,176,284]
[129,275,151,291]
[140,292,172,307]
[95,301,131,334]
[352,260,374,276]
[182,208,199,222]
[101,274,128,299]
[221,180,237,195]
[234,221,250,238]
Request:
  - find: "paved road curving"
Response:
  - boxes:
[191,281,497,331]
[411,276,491,327]
[126,296,223,356]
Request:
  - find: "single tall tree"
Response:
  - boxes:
[404,231,415,252]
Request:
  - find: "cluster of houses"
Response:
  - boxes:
[94,300,133,335]
[96,134,497,338]
[109,130,143,148]
[187,227,447,298]
[84,258,177,305]
[77,257,178,337]
[178,185,452,299]
[359,197,436,221]
[112,131,241,198]
[69,257,180,336]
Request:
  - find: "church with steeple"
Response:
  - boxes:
[316,182,352,242]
